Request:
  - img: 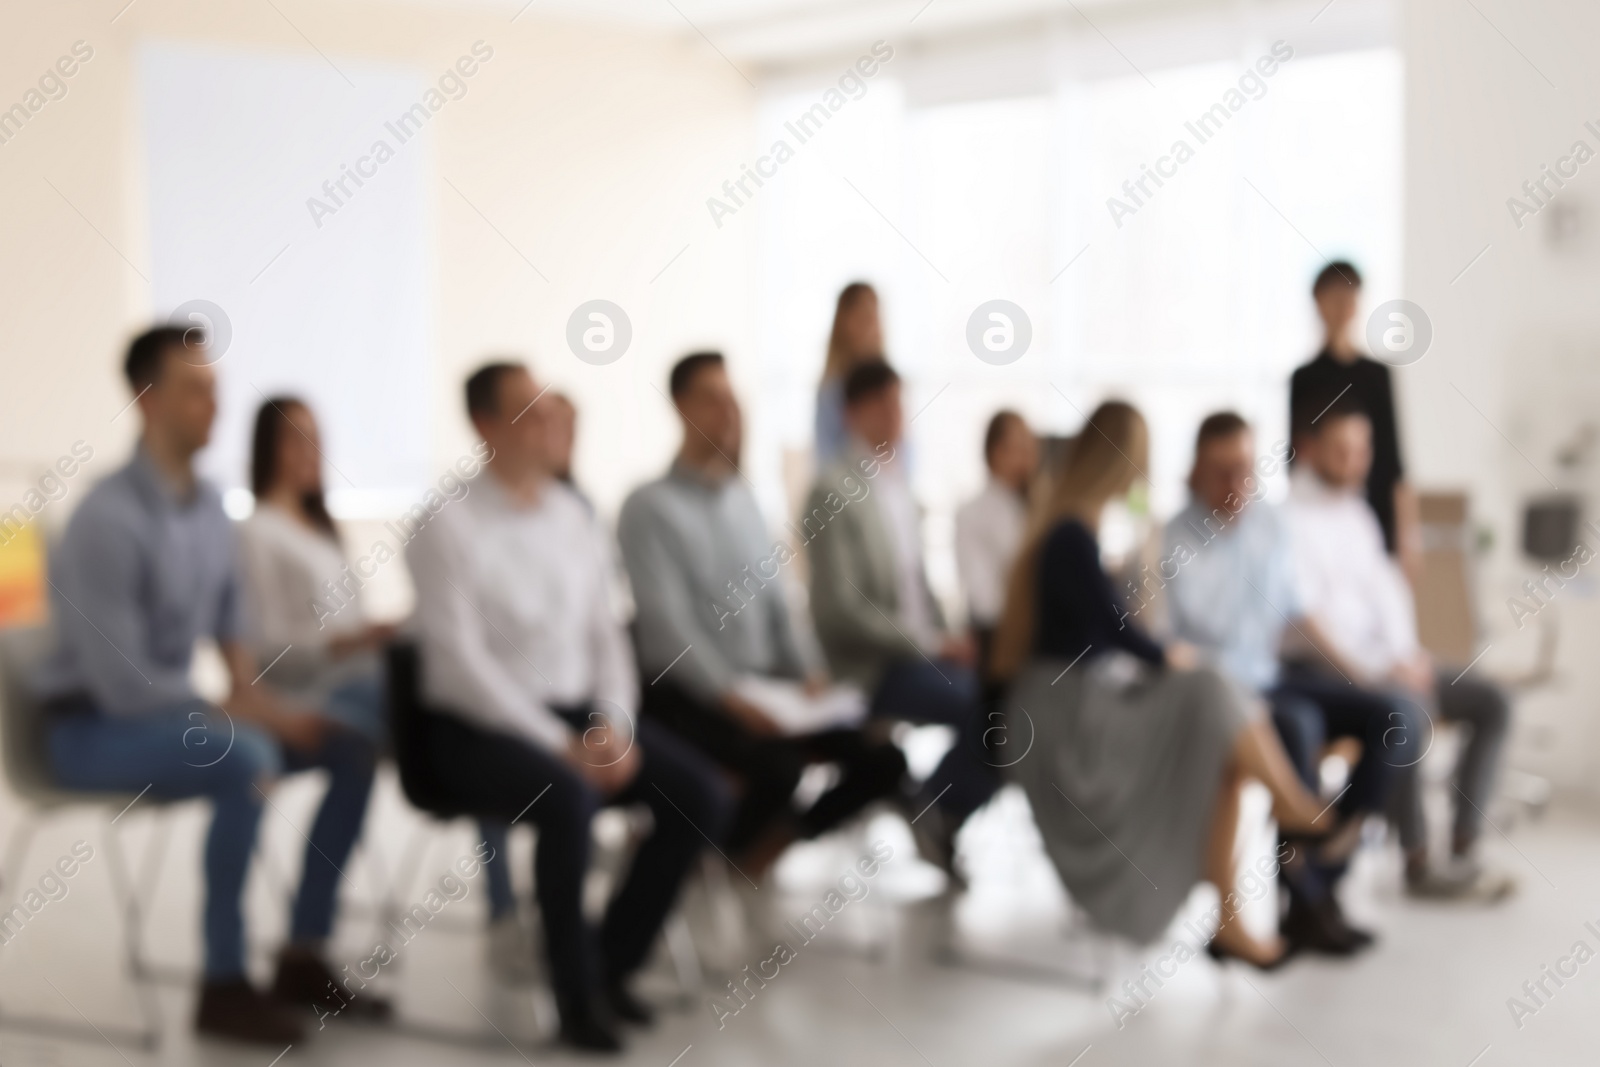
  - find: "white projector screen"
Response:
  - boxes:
[140,39,433,514]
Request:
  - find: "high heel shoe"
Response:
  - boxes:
[1205,937,1298,972]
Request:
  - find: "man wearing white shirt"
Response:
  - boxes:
[405,362,731,1052]
[1286,397,1513,900]
[955,410,1037,669]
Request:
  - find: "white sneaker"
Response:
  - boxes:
[1460,860,1519,903]
[486,912,541,986]
[1406,857,1517,903]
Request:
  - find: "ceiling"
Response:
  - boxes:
[486,0,1154,69]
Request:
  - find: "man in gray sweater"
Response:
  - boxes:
[619,353,905,877]
[805,360,999,876]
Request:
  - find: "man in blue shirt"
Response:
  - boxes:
[37,327,383,1045]
[1164,412,1395,956]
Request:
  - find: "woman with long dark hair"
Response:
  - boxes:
[814,281,883,464]
[229,398,395,1017]
[242,398,531,982]
[991,400,1331,968]
[241,397,393,732]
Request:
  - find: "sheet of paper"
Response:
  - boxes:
[732,675,868,736]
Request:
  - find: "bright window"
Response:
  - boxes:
[756,46,1402,605]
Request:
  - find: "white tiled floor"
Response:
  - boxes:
[1,774,1596,1066]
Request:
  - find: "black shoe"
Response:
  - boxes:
[905,799,964,889]
[272,948,394,1023]
[1341,921,1377,949]
[1205,937,1297,972]
[196,978,305,1045]
[1281,893,1372,956]
[603,981,656,1027]
[558,1004,625,1053]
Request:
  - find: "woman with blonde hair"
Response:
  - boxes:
[814,281,883,463]
[992,400,1329,968]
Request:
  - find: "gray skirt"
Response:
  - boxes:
[1005,654,1251,944]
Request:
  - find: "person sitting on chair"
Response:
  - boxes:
[619,352,906,879]
[955,409,1038,676]
[1164,411,1396,954]
[991,400,1333,970]
[36,327,385,1045]
[238,396,530,982]
[1285,396,1515,901]
[805,360,1000,879]
[404,361,731,1053]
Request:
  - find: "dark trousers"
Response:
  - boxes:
[1267,669,1401,906]
[416,706,731,1008]
[1277,663,1510,851]
[642,682,907,855]
[1272,668,1399,818]
[1394,671,1511,852]
[870,658,1002,828]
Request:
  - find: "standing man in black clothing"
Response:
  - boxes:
[1289,261,1421,585]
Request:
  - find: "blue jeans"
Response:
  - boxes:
[870,658,1000,827]
[47,696,377,980]
[322,671,388,740]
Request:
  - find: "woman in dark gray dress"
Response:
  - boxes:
[990,401,1328,968]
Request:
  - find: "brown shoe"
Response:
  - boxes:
[271,947,393,1024]
[196,978,305,1045]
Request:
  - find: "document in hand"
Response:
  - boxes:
[732,676,869,736]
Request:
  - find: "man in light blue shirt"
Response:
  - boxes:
[1163,412,1395,956]
[37,327,383,1045]
[1164,488,1299,694]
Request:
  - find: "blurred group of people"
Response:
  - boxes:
[32,262,1512,1052]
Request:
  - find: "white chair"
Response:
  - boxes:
[0,625,165,1050]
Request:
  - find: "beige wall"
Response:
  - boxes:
[1401,0,1600,788]
[0,0,756,521]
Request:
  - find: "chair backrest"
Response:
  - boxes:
[384,640,460,818]
[0,626,59,801]
[1416,491,1476,665]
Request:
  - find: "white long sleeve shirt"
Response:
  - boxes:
[237,503,377,697]
[404,472,637,753]
[1284,469,1419,679]
[955,476,1028,627]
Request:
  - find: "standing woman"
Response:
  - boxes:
[990,401,1331,968]
[815,282,884,465]
[242,399,529,980]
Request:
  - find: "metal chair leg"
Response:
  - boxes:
[0,819,40,898]
[126,812,172,978]
[101,814,164,1049]
[662,909,704,999]
[379,820,438,942]
[700,851,747,966]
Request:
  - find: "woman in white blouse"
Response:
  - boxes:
[241,398,529,981]
[240,398,395,731]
